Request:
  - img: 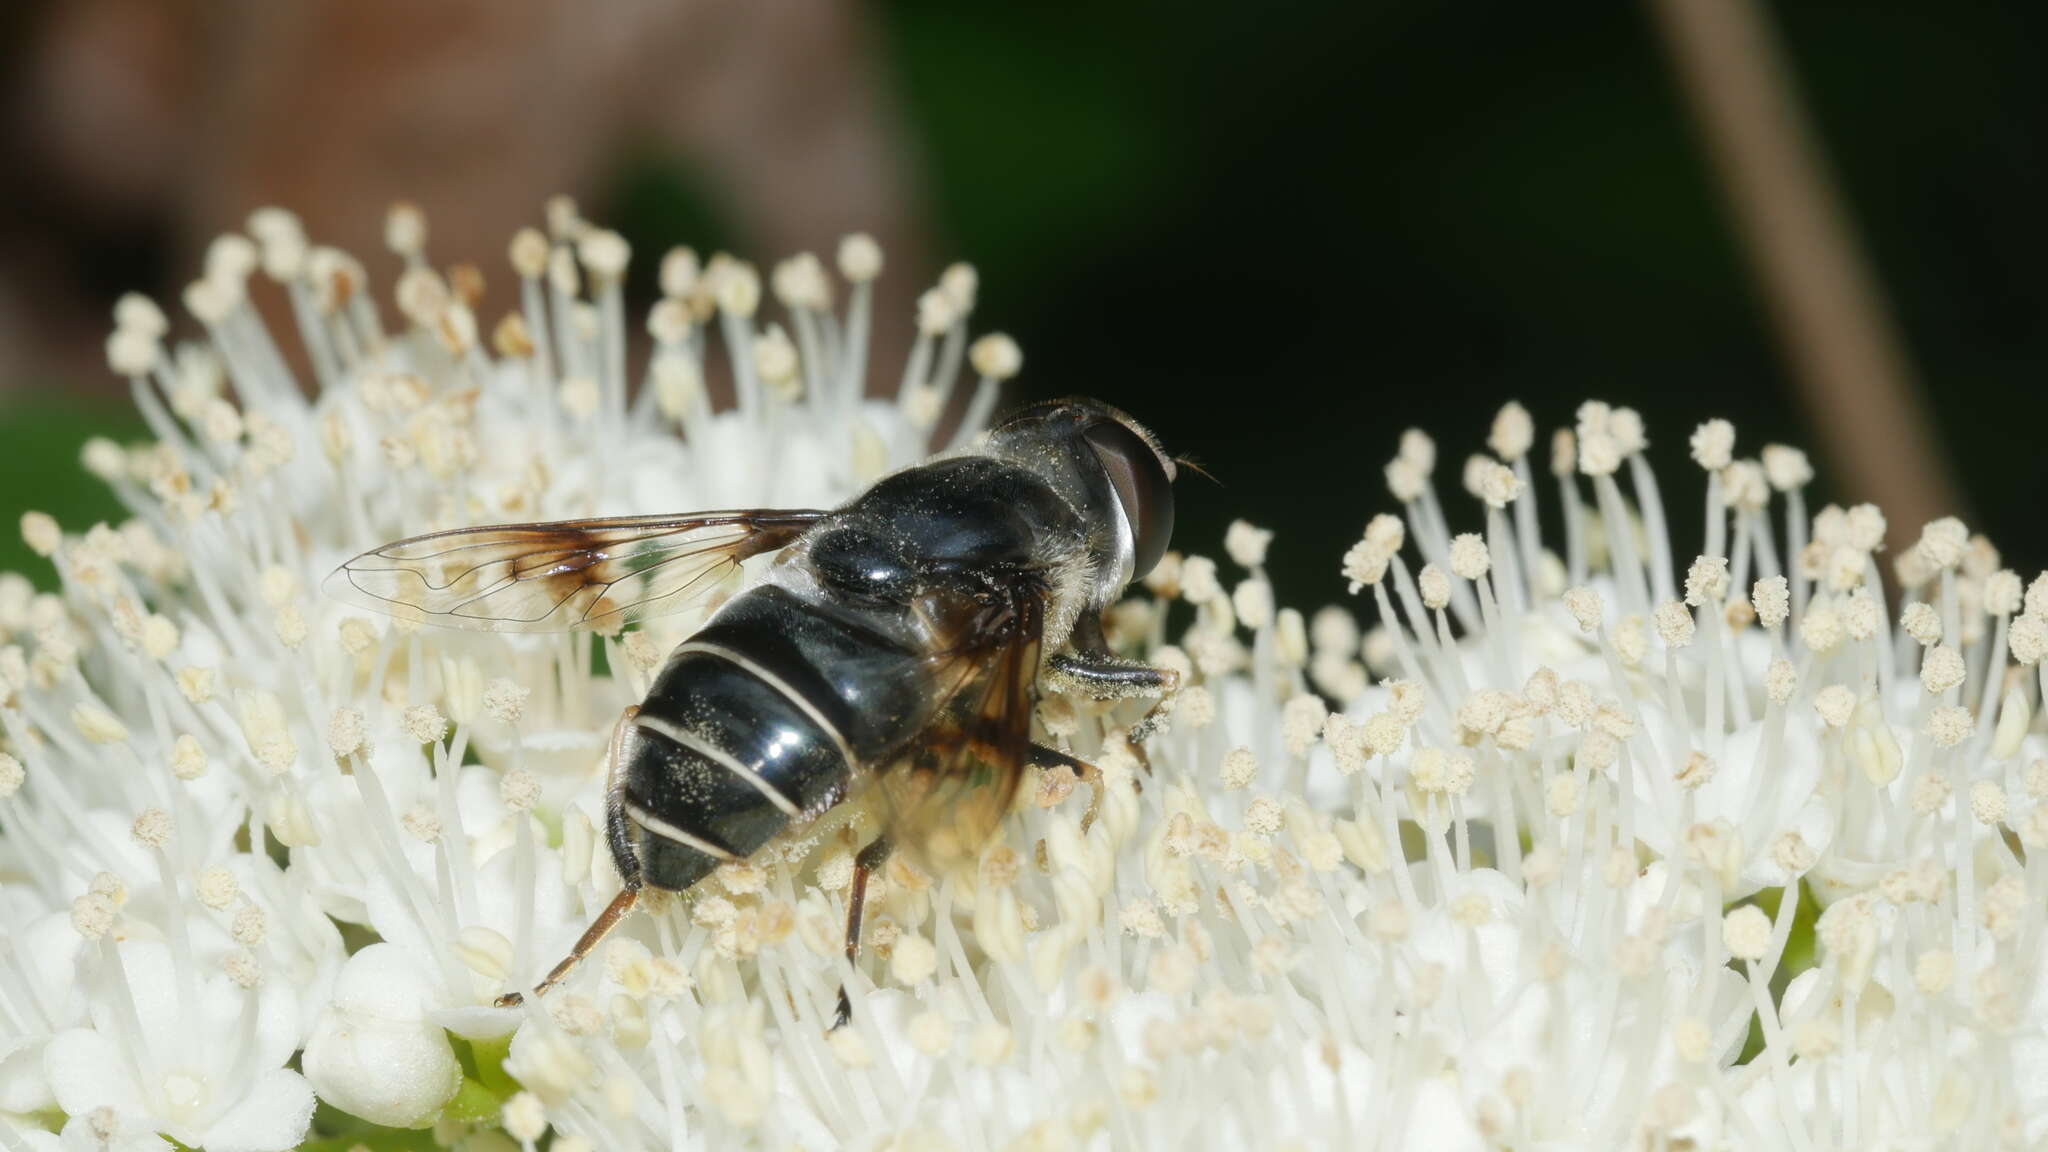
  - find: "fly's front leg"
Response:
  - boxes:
[832,834,893,1031]
[1043,650,1183,750]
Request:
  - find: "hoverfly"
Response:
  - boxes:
[329,398,1180,1024]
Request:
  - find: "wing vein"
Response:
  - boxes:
[326,509,825,633]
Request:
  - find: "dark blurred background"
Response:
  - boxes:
[2,0,2043,615]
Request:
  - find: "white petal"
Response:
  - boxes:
[247,978,305,1081]
[195,1068,315,1152]
[358,874,436,969]
[42,1028,146,1120]
[17,913,89,1029]
[57,1114,169,1152]
[1462,979,1552,1088]
[84,940,188,1064]
[432,1004,520,1041]
[325,940,438,1019]
[1401,1075,1486,1152]
[0,1034,55,1113]
[2014,1030,2048,1145]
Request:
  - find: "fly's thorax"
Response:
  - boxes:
[798,452,1112,664]
[804,455,1103,599]
[1029,530,1100,657]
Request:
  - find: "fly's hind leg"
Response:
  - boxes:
[831,834,894,1031]
[495,705,645,1009]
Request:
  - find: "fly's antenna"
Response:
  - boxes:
[1173,454,1220,486]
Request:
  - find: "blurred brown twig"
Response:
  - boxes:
[1649,0,1962,551]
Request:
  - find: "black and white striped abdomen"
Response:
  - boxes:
[617,584,932,892]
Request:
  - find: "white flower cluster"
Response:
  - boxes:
[1335,402,2048,1149]
[0,200,1015,1151]
[2,198,2045,1152]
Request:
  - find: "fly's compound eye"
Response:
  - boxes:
[1082,418,1175,582]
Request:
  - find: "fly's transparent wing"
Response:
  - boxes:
[870,582,1044,875]
[326,510,823,632]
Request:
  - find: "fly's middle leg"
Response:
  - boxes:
[496,704,644,1009]
[831,834,894,1031]
[1030,742,1111,832]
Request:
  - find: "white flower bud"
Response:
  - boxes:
[1761,444,1812,490]
[1920,645,1966,696]
[1384,457,1426,501]
[2010,616,2048,666]
[1475,461,1522,508]
[890,935,938,986]
[1928,705,1972,749]
[130,807,171,847]
[401,703,448,743]
[106,327,159,377]
[1684,556,1729,606]
[1750,576,1789,628]
[577,230,630,282]
[1179,555,1222,605]
[1992,689,2031,761]
[1916,517,1969,571]
[327,707,366,759]
[715,261,761,318]
[1722,460,1769,510]
[1688,419,1734,470]
[908,1011,952,1056]
[1772,831,1816,874]
[1986,570,2023,616]
[73,703,129,745]
[231,904,267,947]
[1562,585,1602,632]
[1672,1016,1713,1064]
[1653,601,1695,648]
[164,732,207,781]
[1914,950,1954,996]
[509,228,550,278]
[654,246,700,299]
[502,1092,549,1143]
[1224,520,1273,569]
[20,511,60,557]
[1448,534,1490,581]
[1722,904,1771,962]
[1546,774,1583,818]
[837,233,884,282]
[970,1020,1013,1067]
[1549,427,1577,476]
[956,331,1022,383]
[303,945,464,1126]
[1488,401,1534,460]
[1901,601,1942,646]
[1219,746,1259,790]
[1340,539,1390,592]
[1969,781,2007,826]
[71,893,115,939]
[1609,408,1646,454]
